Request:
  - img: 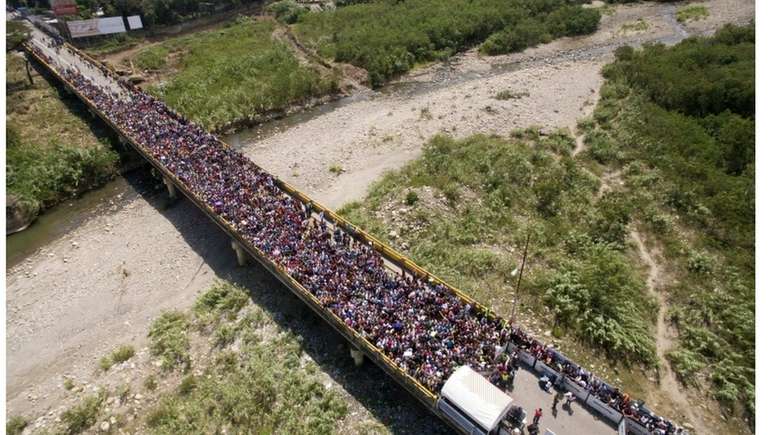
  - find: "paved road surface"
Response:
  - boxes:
[510,367,617,434]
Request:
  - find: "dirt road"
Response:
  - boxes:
[7,0,754,432]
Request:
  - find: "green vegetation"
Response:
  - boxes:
[620,18,649,33]
[61,391,107,434]
[588,25,754,418]
[339,131,657,365]
[148,311,191,371]
[328,164,344,175]
[144,375,159,391]
[135,45,169,70]
[99,345,136,371]
[144,282,348,434]
[6,21,30,50]
[267,0,308,24]
[6,54,120,225]
[63,377,75,390]
[494,89,529,100]
[6,415,28,435]
[295,0,600,86]
[140,17,338,132]
[677,5,710,23]
[405,190,419,206]
[194,279,250,324]
[337,25,754,423]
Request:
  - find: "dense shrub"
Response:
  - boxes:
[546,5,601,37]
[604,25,754,118]
[266,0,307,24]
[297,0,600,86]
[61,391,106,434]
[146,334,347,434]
[591,25,754,420]
[148,311,191,371]
[6,126,119,209]
[6,416,28,435]
[480,19,549,55]
[544,244,656,364]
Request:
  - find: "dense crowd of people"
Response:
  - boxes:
[27,29,684,434]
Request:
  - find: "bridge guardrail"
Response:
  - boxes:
[23,40,441,413]
[24,35,678,435]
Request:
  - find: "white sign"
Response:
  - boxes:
[98,16,126,34]
[67,17,126,38]
[127,15,143,30]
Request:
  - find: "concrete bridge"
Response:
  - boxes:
[19,20,666,435]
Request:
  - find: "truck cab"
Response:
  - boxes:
[437,365,526,435]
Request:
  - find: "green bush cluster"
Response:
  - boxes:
[148,311,191,371]
[267,0,308,24]
[543,244,656,364]
[99,344,136,371]
[61,391,107,434]
[147,17,337,132]
[146,333,347,434]
[296,0,600,86]
[589,25,754,419]
[194,280,250,322]
[6,416,28,435]
[607,25,754,118]
[6,126,119,212]
[676,5,709,23]
[6,20,30,49]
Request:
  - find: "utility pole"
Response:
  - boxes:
[508,233,530,324]
[25,59,34,86]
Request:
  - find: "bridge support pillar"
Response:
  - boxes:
[163,177,177,200]
[231,240,247,267]
[350,348,365,367]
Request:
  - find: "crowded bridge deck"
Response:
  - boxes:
[21,21,684,435]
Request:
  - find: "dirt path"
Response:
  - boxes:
[630,231,709,435]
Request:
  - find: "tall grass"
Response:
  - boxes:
[99,344,136,371]
[135,45,169,70]
[148,311,191,371]
[144,17,337,132]
[6,55,120,217]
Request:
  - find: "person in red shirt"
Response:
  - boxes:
[533,408,543,425]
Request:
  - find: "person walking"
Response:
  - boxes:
[552,391,562,412]
[563,392,576,412]
[533,408,543,425]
